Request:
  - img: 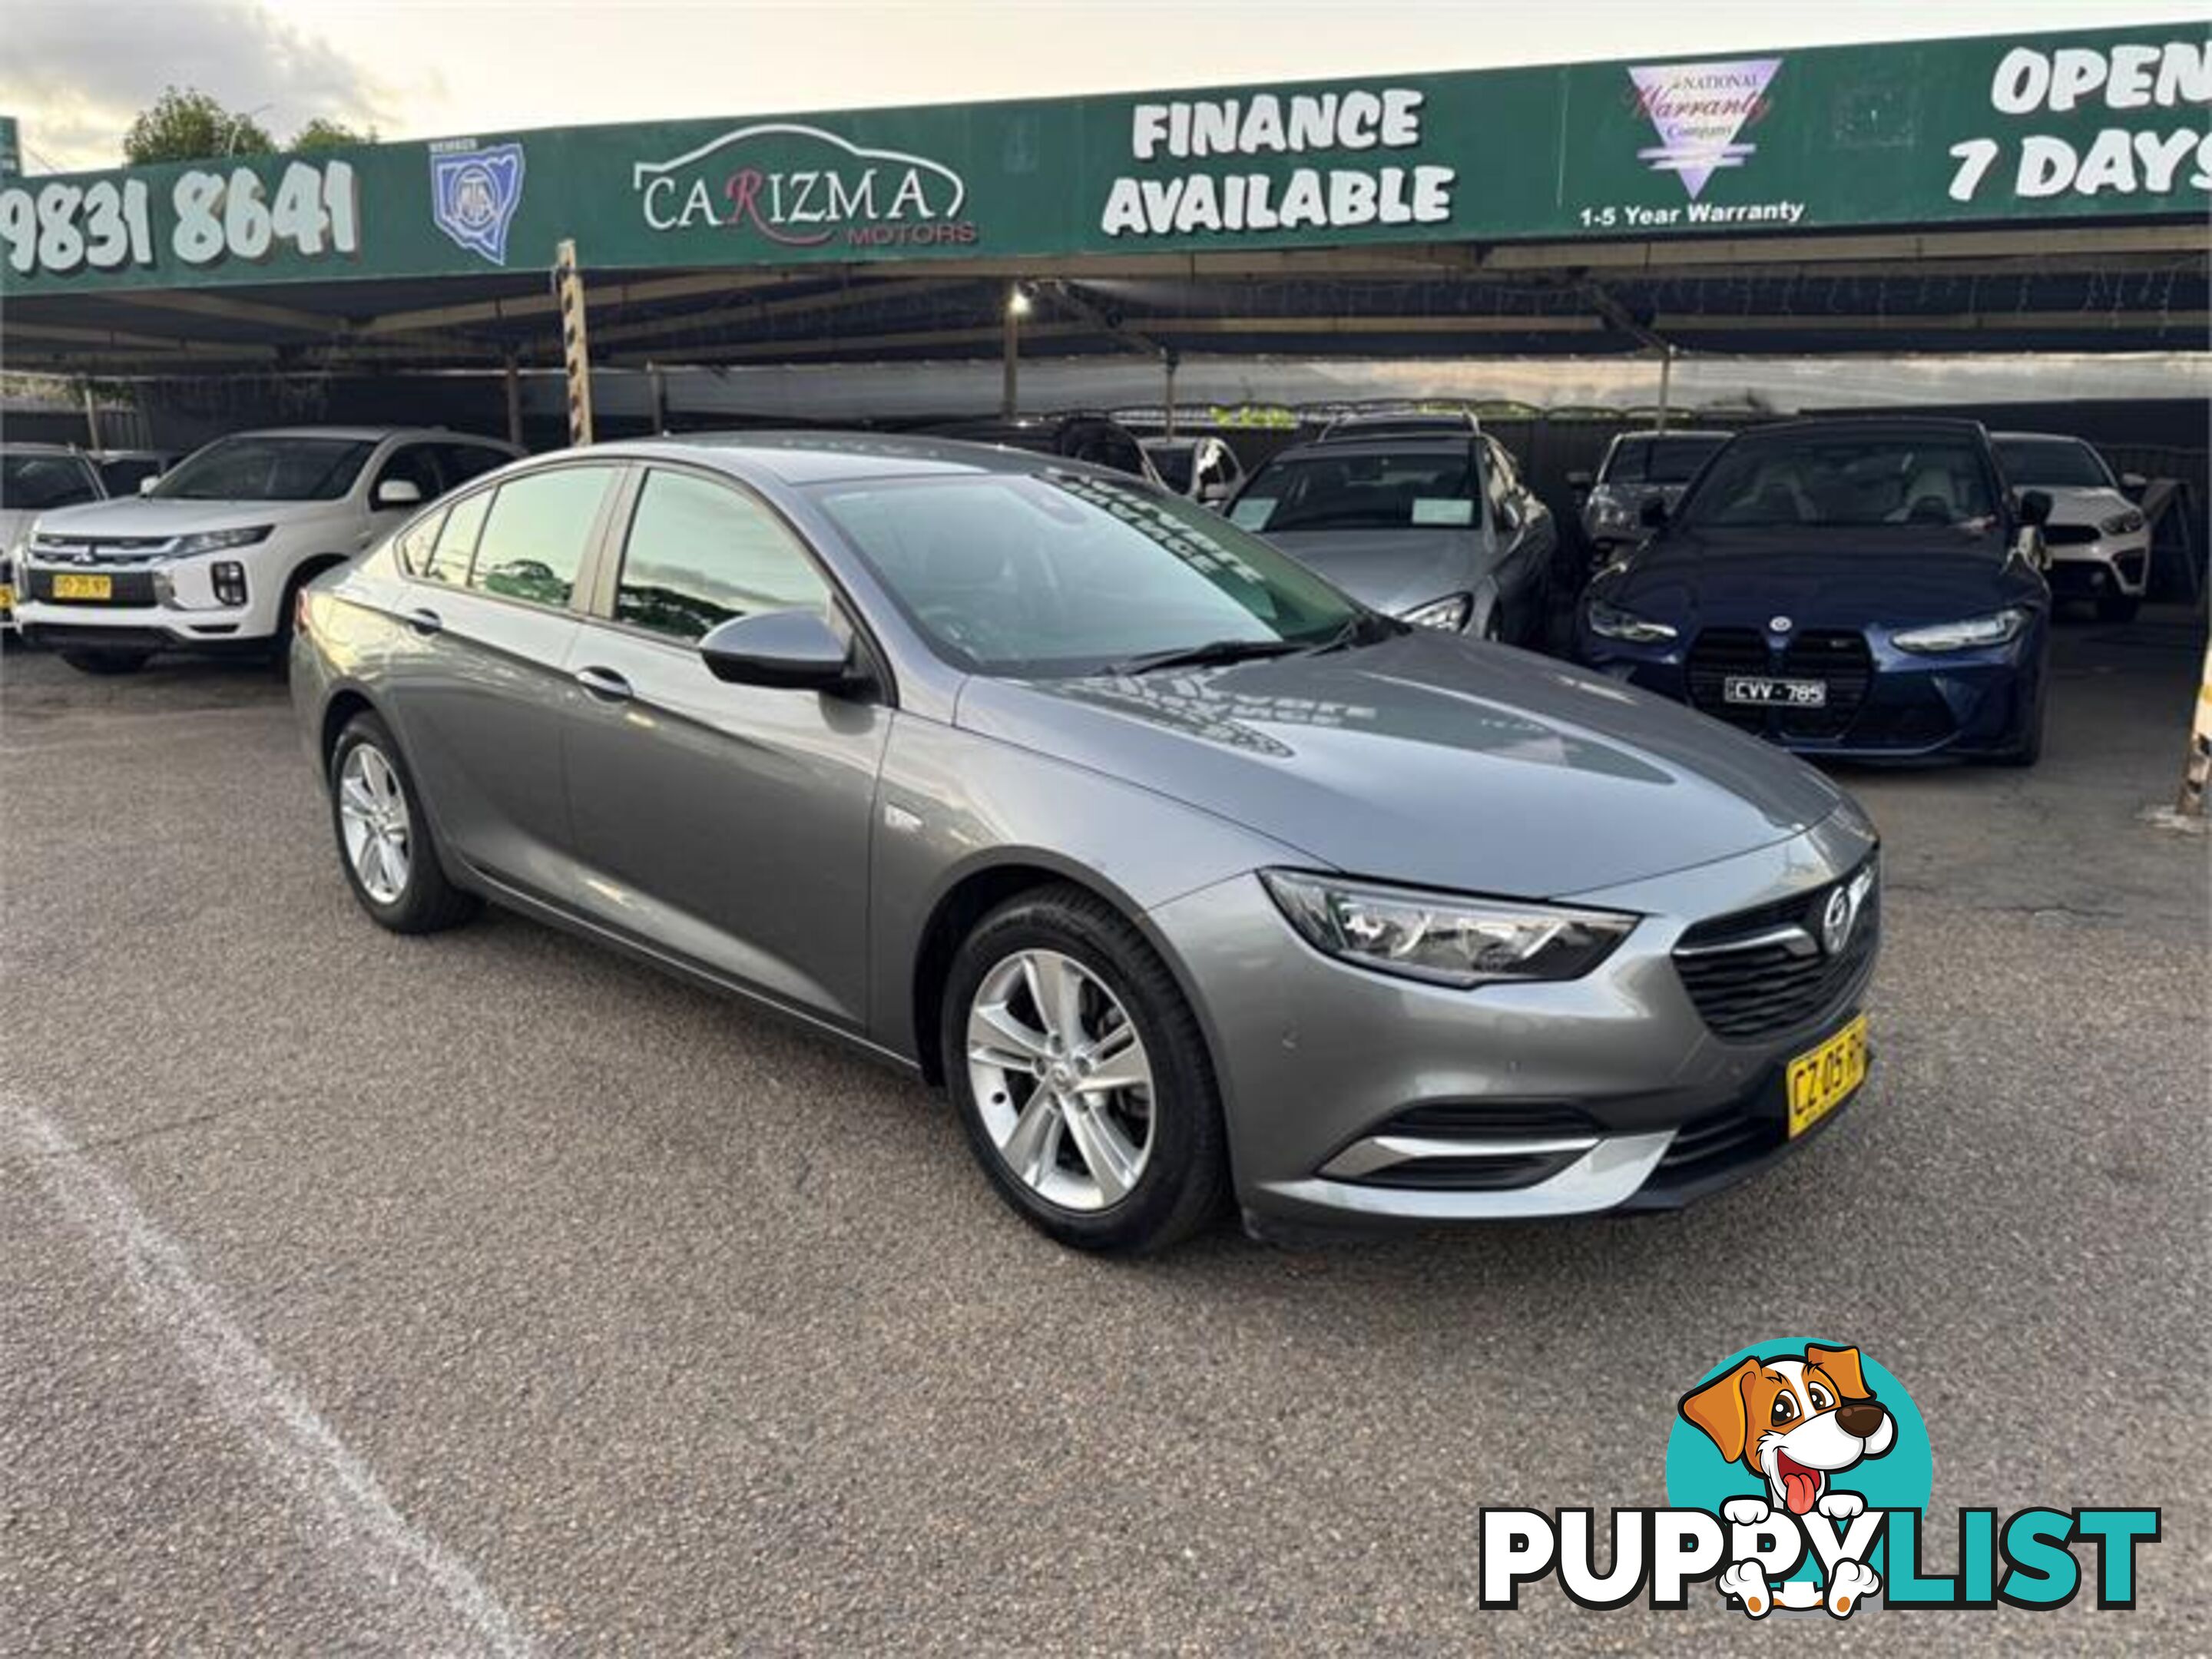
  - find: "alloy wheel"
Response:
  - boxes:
[965,949,1156,1211]
[337,742,413,905]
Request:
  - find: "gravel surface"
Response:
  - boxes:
[2,616,2205,1655]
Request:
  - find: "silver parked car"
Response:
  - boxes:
[294,435,1879,1253]
[1571,429,1730,561]
[1229,431,1556,643]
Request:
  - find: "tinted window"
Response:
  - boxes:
[434,442,512,490]
[394,505,449,576]
[154,435,374,502]
[1148,445,1196,492]
[0,453,102,510]
[469,468,611,608]
[1993,438,2113,490]
[616,469,830,642]
[373,444,440,505]
[816,471,1363,677]
[1232,447,1480,533]
[422,492,488,585]
[94,455,166,495]
[1680,435,1998,530]
[1605,435,1727,485]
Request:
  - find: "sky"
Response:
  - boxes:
[3,0,2205,174]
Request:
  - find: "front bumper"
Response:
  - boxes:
[1147,813,1879,1226]
[16,563,263,649]
[2045,534,2150,600]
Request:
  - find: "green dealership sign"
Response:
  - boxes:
[2,24,2204,295]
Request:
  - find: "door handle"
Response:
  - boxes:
[405,608,443,635]
[574,666,633,701]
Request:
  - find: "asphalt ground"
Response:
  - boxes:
[2,612,2206,1655]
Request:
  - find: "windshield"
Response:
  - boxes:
[1230,447,1481,534]
[814,471,1366,677]
[1146,445,1195,491]
[1604,434,1726,486]
[1995,437,2114,490]
[1677,435,1998,530]
[0,453,101,512]
[154,435,375,502]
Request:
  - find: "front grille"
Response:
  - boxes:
[2042,523,2100,546]
[26,569,157,606]
[1674,860,1879,1041]
[1687,627,1873,743]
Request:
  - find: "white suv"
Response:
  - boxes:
[1992,431,2153,624]
[16,426,518,673]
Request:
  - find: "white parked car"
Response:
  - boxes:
[15,426,518,673]
[1140,435,1245,507]
[2,444,108,634]
[1992,432,2151,623]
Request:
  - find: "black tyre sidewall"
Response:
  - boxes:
[328,713,475,933]
[941,888,1227,1253]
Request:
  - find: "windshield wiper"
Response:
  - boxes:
[1102,637,1308,677]
[1303,612,1407,655]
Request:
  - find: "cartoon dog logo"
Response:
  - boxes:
[1679,1343,1894,1617]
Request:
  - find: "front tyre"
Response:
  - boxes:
[942,885,1227,1253]
[328,712,478,933]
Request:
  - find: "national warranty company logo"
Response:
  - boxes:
[1481,1336,2160,1620]
[631,123,975,250]
[1627,58,1782,198]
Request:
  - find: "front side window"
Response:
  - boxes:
[1678,436,1999,531]
[153,435,375,502]
[816,470,1365,677]
[373,445,440,505]
[1231,447,1482,533]
[615,469,830,642]
[0,454,102,511]
[469,467,614,608]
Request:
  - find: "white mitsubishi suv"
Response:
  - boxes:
[15,426,518,673]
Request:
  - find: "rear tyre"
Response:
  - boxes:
[58,648,151,675]
[328,711,478,933]
[942,884,1227,1253]
[2095,594,2140,625]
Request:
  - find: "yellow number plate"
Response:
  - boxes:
[51,572,114,601]
[1787,1015,1868,1137]
[0,582,13,611]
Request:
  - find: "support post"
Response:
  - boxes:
[1655,346,1674,434]
[2180,633,2212,820]
[502,350,523,449]
[1001,293,1020,419]
[553,240,594,448]
[648,362,667,435]
[1162,353,1178,440]
[81,378,101,451]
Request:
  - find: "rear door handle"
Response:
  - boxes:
[405,608,443,635]
[574,666,633,702]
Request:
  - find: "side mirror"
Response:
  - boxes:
[2121,471,2147,492]
[2018,488,2053,528]
[137,475,161,496]
[1197,478,1232,506]
[698,608,862,693]
[1566,469,1593,492]
[1638,492,1669,528]
[374,478,425,510]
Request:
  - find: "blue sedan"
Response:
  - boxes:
[1575,418,2054,766]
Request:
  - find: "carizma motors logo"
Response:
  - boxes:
[631,123,976,249]
[1481,1338,2159,1620]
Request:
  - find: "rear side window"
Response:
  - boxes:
[422,492,491,585]
[394,505,449,575]
[469,466,614,608]
[615,469,830,642]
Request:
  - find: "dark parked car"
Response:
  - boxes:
[925,415,1163,487]
[1576,418,2054,765]
[293,434,1879,1253]
[1571,429,1730,561]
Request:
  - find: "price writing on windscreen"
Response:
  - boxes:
[0,160,359,276]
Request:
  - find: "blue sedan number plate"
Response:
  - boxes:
[1724,675,1826,708]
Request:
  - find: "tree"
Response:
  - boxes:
[291,118,376,154]
[123,87,273,165]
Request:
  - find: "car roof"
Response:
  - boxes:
[1990,430,2095,444]
[207,426,513,445]
[1727,416,1991,441]
[1319,411,1479,436]
[0,442,94,457]
[1259,433,1480,467]
[567,431,1143,487]
[1611,428,1731,441]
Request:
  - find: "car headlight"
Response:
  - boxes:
[1260,870,1635,988]
[2099,509,2145,536]
[1401,592,1472,631]
[1590,495,1635,528]
[1584,598,1677,643]
[171,525,273,557]
[1892,606,2031,654]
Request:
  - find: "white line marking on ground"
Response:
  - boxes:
[3,1093,533,1657]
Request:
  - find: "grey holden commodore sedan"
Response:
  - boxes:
[293,434,1879,1253]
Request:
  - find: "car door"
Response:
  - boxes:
[560,462,891,1031]
[376,462,624,901]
